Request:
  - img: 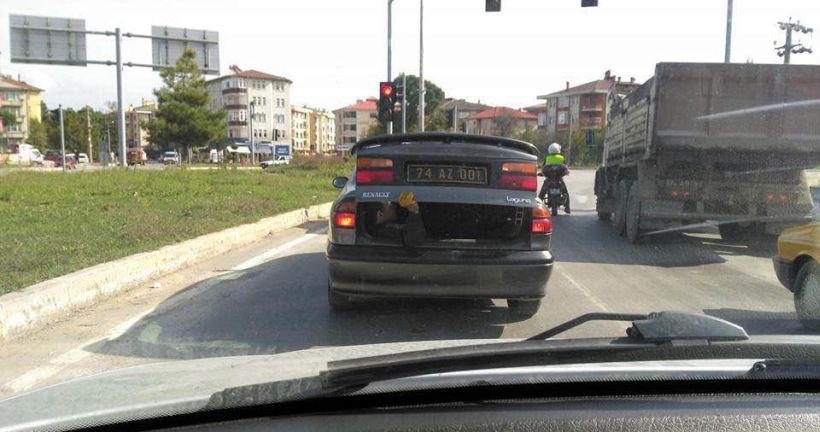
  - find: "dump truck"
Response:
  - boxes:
[594,62,820,243]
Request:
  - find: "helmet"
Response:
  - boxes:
[548,143,562,154]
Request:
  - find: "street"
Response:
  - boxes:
[0,169,802,399]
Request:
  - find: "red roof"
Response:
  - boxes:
[467,107,537,121]
[0,75,43,92]
[340,97,378,111]
[540,79,613,98]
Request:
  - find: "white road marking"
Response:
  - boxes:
[231,229,326,271]
[557,266,610,312]
[2,310,153,394]
[2,229,327,395]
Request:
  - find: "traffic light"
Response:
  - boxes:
[581,0,598,6]
[394,83,404,104]
[485,0,501,12]
[378,81,395,122]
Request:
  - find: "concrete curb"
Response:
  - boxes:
[0,202,333,342]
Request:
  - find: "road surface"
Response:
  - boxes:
[0,169,803,399]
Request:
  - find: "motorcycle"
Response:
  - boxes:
[539,164,569,216]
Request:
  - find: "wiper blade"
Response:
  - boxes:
[528,311,749,343]
[321,311,750,389]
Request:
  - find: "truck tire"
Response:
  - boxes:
[794,260,820,330]
[719,222,765,242]
[625,183,642,244]
[613,180,629,236]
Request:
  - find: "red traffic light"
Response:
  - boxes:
[380,82,394,98]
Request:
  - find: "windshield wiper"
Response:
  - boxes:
[205,312,789,409]
[528,311,749,342]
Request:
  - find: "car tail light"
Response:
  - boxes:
[500,162,537,191]
[356,158,394,184]
[333,201,356,229]
[531,206,552,234]
[502,162,537,175]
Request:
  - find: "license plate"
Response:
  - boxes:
[549,188,561,194]
[407,164,487,185]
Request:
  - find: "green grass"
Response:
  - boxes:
[0,161,352,295]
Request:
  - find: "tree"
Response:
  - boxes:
[425,108,448,132]
[146,48,226,163]
[494,111,518,138]
[390,74,445,133]
[28,120,48,151]
[0,110,16,143]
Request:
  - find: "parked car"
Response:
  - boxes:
[71,153,90,164]
[260,156,290,168]
[54,154,78,169]
[162,151,181,165]
[774,221,820,328]
[326,132,553,316]
[44,150,62,163]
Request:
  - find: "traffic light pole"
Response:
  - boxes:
[115,28,127,167]
[59,105,66,172]
[418,0,425,132]
[387,0,394,134]
[724,0,732,62]
[402,74,407,133]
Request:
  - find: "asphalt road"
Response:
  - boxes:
[0,169,805,399]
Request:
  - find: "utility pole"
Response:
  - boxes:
[59,105,66,172]
[418,0,425,132]
[387,0,393,134]
[775,18,814,64]
[86,107,93,161]
[115,27,127,167]
[249,100,256,165]
[724,0,733,62]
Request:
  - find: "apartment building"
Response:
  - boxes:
[536,71,639,138]
[333,97,378,152]
[125,99,158,148]
[0,75,43,147]
[465,107,537,137]
[437,98,491,132]
[291,106,310,154]
[206,68,292,149]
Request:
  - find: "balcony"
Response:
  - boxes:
[581,106,604,112]
[228,120,248,126]
[222,87,248,95]
[1,98,23,106]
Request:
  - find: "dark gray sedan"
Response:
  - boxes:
[326,133,554,316]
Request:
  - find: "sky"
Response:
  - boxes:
[1,0,818,112]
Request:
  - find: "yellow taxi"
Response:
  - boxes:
[774,222,820,327]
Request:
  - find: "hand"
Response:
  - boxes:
[398,191,419,214]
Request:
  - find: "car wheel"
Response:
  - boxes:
[328,281,353,310]
[794,260,820,330]
[625,182,642,244]
[508,299,541,317]
[613,180,629,236]
[597,211,612,221]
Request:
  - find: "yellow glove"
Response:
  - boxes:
[398,191,419,214]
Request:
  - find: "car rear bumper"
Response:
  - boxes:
[773,256,794,291]
[327,243,553,299]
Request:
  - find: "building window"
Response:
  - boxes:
[558,96,569,108]
[369,112,377,119]
[558,112,567,125]
[344,124,356,132]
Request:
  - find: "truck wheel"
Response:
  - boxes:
[625,183,642,244]
[508,299,541,318]
[613,180,629,236]
[794,260,820,330]
[328,282,353,310]
[718,223,745,241]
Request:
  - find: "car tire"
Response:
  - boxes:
[625,182,642,244]
[613,180,629,236]
[597,211,612,221]
[508,299,541,317]
[328,282,353,310]
[794,260,820,330]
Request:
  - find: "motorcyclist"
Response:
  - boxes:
[539,143,570,214]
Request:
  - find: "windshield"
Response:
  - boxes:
[2,0,820,418]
